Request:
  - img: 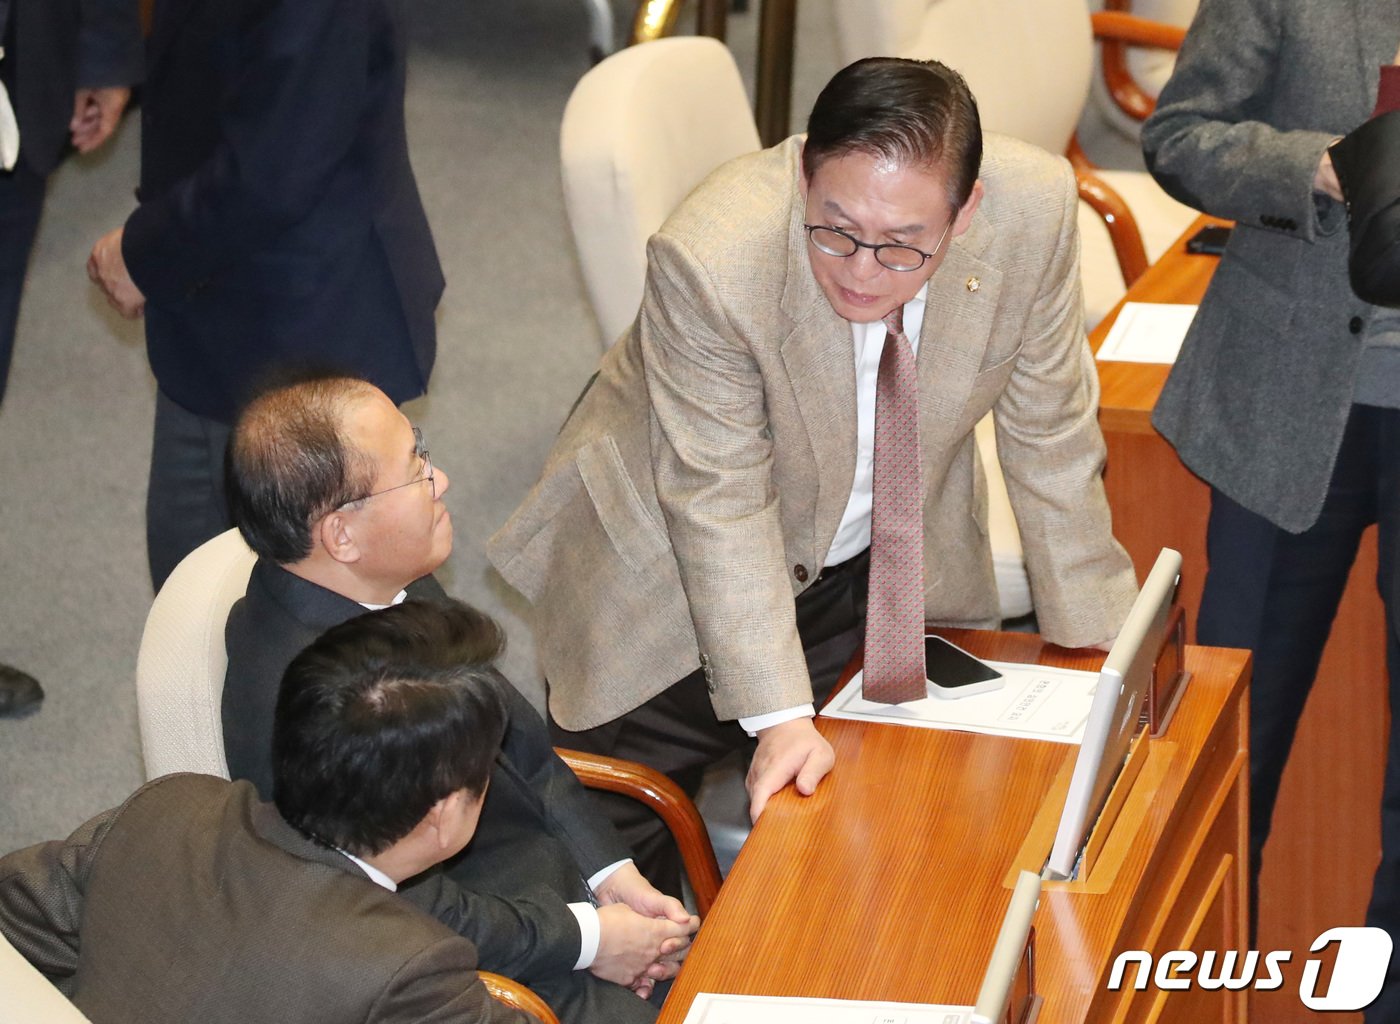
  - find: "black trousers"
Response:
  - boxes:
[0,159,48,407]
[551,550,870,898]
[1198,403,1400,1020]
[147,389,233,591]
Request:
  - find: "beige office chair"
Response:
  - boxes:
[136,528,255,780]
[561,35,761,347]
[134,530,723,914]
[834,0,1195,330]
[0,932,94,1024]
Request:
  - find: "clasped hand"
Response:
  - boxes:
[590,863,699,999]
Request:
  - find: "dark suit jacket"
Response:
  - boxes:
[222,561,654,1024]
[2,0,142,177]
[122,0,443,423]
[1143,0,1400,531]
[0,774,524,1024]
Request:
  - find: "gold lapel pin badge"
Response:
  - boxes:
[966,276,981,293]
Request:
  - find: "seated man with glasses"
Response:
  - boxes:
[220,374,698,1024]
[489,56,1137,895]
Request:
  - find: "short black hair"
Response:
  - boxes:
[272,599,509,858]
[225,374,379,564]
[804,57,982,208]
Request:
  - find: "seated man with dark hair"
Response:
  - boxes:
[222,374,696,1024]
[0,599,527,1024]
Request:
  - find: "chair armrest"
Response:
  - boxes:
[1091,9,1187,122]
[556,747,724,916]
[1075,167,1149,287]
[479,971,560,1024]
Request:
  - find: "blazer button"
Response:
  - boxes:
[793,564,809,583]
[1350,316,1364,334]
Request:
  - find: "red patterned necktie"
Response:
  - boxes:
[863,304,927,704]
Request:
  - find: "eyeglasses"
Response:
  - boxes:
[803,217,954,272]
[340,426,435,508]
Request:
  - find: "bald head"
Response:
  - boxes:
[227,376,381,564]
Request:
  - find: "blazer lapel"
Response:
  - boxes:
[778,179,860,561]
[917,210,1002,454]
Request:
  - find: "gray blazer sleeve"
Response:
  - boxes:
[76,0,143,89]
[1141,0,1342,241]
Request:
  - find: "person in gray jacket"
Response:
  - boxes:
[1142,1,1400,1013]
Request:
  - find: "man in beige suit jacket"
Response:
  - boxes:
[0,601,527,1024]
[490,58,1136,890]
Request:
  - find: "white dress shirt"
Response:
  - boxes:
[737,285,929,736]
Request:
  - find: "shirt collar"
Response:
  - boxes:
[339,849,398,891]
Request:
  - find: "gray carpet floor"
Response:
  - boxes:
[0,0,1141,853]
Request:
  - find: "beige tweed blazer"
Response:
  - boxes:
[489,133,1136,731]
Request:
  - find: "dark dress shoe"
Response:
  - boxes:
[0,663,44,716]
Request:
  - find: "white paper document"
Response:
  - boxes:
[821,662,1101,744]
[680,992,973,1024]
[1095,302,1198,364]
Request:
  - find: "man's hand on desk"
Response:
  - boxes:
[747,717,835,822]
[591,902,698,997]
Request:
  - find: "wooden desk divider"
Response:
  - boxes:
[1001,603,1190,891]
[1144,604,1190,737]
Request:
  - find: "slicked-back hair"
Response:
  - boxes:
[272,599,509,858]
[803,57,982,209]
[225,374,380,564]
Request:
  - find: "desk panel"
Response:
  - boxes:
[659,633,1249,1023]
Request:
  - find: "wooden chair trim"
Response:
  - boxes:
[1091,10,1188,123]
[556,747,724,917]
[479,971,560,1024]
[1075,168,1149,287]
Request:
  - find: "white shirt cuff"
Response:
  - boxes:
[738,704,815,737]
[569,903,601,970]
[586,858,631,893]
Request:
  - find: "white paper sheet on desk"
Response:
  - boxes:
[820,662,1100,744]
[681,992,973,1024]
[1095,302,1198,364]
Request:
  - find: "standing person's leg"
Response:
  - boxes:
[1199,410,1373,934]
[551,670,747,900]
[550,550,869,895]
[146,389,233,590]
[1364,404,1400,1024]
[0,159,46,404]
[0,159,51,714]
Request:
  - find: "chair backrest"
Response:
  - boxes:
[0,931,94,1024]
[833,0,1094,156]
[561,36,761,346]
[136,528,257,780]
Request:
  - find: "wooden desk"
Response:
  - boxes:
[1091,217,1388,1023]
[659,631,1249,1024]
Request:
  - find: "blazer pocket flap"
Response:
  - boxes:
[576,437,671,571]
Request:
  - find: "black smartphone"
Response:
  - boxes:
[924,635,1005,699]
[1185,224,1232,256]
